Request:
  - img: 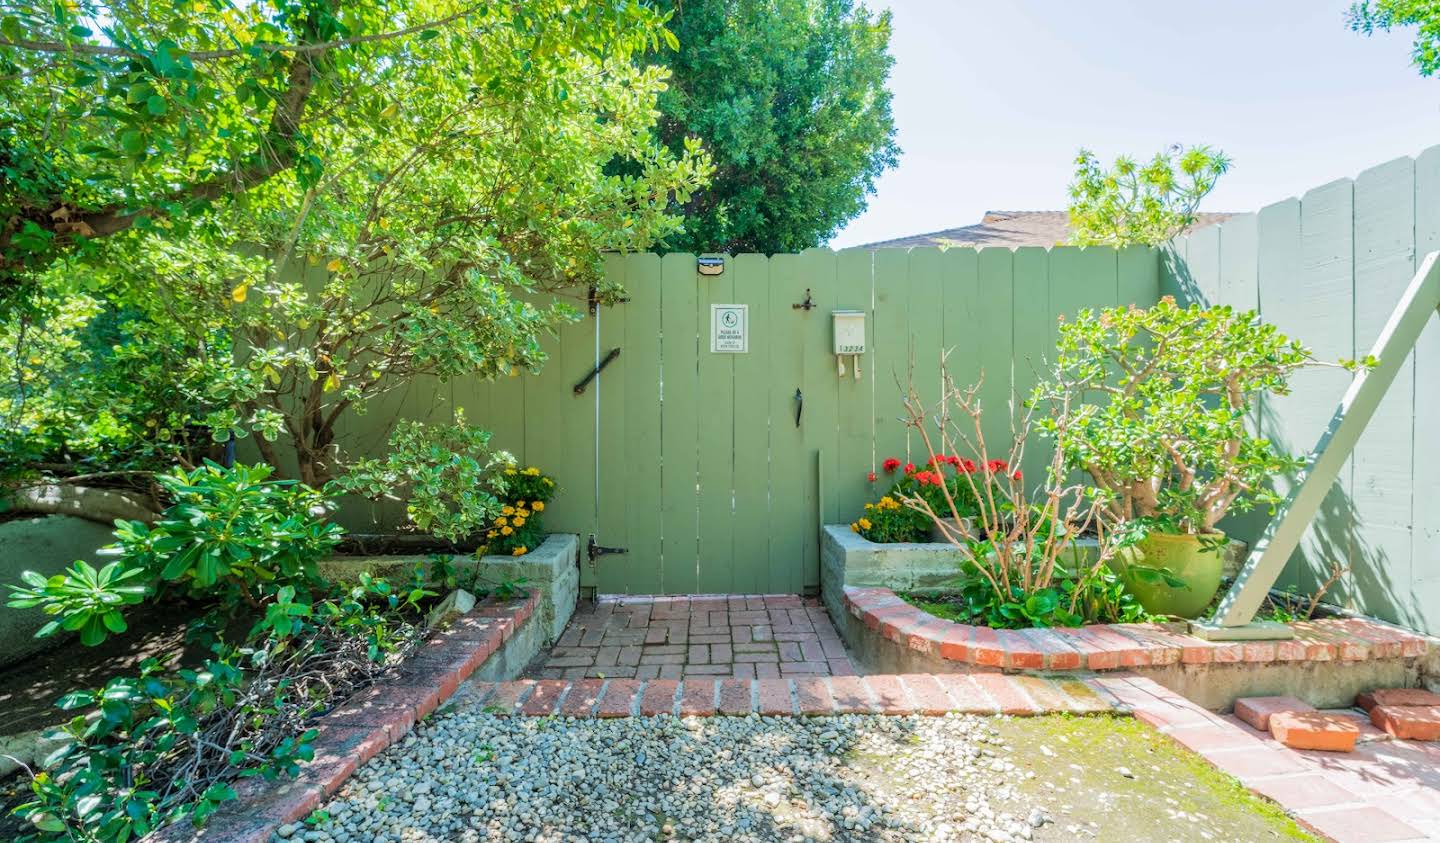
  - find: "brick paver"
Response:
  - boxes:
[1098,674,1440,843]
[463,674,1117,720]
[531,594,859,679]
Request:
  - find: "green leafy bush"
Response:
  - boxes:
[1034,298,1319,537]
[6,463,429,841]
[12,578,426,841]
[333,417,510,543]
[8,462,343,647]
[6,561,149,646]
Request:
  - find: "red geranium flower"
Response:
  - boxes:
[1012,470,1023,481]
[903,462,916,475]
[960,459,977,473]
[986,459,1009,473]
[883,457,901,473]
[867,471,878,482]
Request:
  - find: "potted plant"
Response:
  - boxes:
[1035,297,1321,617]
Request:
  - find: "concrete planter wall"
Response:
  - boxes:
[821,524,1247,607]
[320,533,579,644]
[0,515,117,669]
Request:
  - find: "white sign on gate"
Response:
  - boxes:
[710,304,748,353]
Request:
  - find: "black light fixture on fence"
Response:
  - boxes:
[697,256,725,276]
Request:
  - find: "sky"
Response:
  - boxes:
[829,0,1440,247]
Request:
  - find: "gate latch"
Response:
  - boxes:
[574,347,621,395]
[587,534,628,564]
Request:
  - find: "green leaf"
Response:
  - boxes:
[119,130,146,155]
[147,95,168,116]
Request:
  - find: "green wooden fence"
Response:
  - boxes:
[335,245,1159,595]
[1164,144,1440,636]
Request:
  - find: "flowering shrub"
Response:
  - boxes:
[876,454,1020,520]
[851,494,930,543]
[482,466,557,557]
[893,362,1151,628]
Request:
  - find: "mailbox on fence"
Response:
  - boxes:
[833,309,865,379]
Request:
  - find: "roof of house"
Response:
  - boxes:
[860,210,1234,249]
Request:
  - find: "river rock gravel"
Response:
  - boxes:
[301,708,1052,843]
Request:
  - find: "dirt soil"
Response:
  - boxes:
[0,600,206,739]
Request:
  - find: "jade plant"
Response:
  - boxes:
[1033,297,1335,536]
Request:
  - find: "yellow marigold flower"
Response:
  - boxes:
[512,546,527,556]
[850,522,860,532]
[501,526,513,536]
[532,501,545,511]
[858,518,872,530]
[523,467,540,476]
[502,505,515,516]
[864,502,874,511]
[496,516,508,527]
[543,478,554,486]
[487,530,498,539]
[513,516,526,527]
[516,508,530,518]
[505,469,517,476]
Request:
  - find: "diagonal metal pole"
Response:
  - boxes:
[1207,251,1440,630]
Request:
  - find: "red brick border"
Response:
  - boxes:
[842,586,1431,672]
[150,590,540,843]
[457,672,1116,719]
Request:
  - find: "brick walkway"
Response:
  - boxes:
[530,595,856,680]
[1098,674,1440,843]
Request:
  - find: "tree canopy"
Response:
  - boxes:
[1,1,711,496]
[1348,1,1440,76]
[1066,145,1230,247]
[651,0,898,254]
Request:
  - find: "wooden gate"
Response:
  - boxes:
[346,246,1158,595]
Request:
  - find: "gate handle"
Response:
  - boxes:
[574,347,621,395]
[794,388,803,428]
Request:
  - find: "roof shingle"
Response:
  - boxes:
[861,210,1233,249]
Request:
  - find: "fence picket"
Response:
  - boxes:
[621,255,664,593]
[835,248,876,521]
[1351,158,1418,612]
[768,254,811,591]
[696,255,737,593]
[731,255,772,594]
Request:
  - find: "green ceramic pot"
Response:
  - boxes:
[1108,530,1226,618]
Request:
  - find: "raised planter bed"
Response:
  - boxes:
[320,533,580,644]
[837,585,1437,710]
[150,590,543,843]
[821,525,1437,710]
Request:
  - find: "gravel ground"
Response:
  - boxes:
[299,711,1051,843]
[294,708,1313,843]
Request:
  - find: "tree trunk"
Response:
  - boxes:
[10,484,160,525]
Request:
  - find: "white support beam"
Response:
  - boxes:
[1207,251,1440,629]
